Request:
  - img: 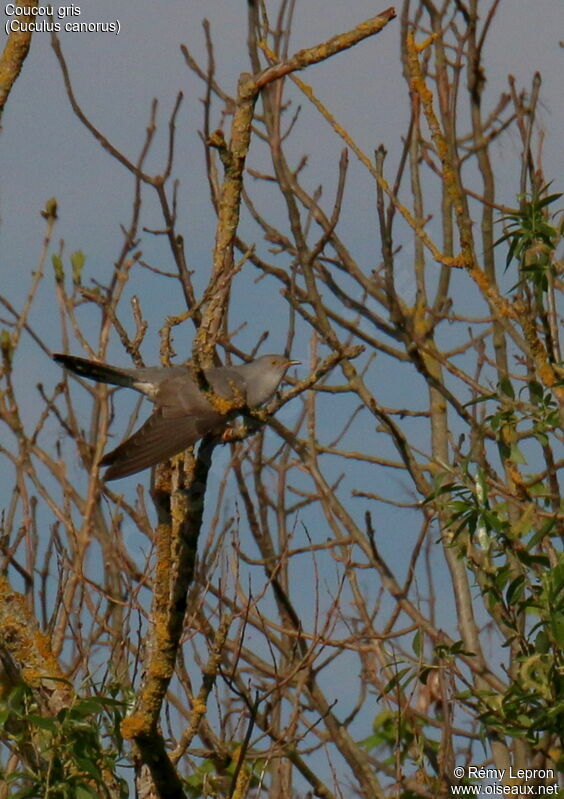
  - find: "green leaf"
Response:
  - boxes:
[527,519,556,550]
[506,576,525,605]
[515,552,550,569]
[27,713,58,732]
[379,667,411,698]
[482,510,507,533]
[550,615,564,649]
[464,392,497,407]
[75,786,100,799]
[534,630,550,654]
[494,230,512,248]
[52,254,64,283]
[528,380,544,402]
[537,192,562,209]
[73,755,102,781]
[499,377,515,399]
[505,236,519,270]
[422,482,460,502]
[70,250,86,285]
[508,443,527,464]
[497,441,510,461]
[70,696,124,717]
[359,732,384,751]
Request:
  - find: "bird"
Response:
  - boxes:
[53,352,299,480]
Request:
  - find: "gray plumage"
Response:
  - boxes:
[53,353,298,480]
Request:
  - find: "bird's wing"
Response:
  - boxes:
[100,406,223,480]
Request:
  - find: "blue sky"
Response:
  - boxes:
[2,0,562,630]
[2,1,562,356]
[2,0,562,679]
[1,0,563,789]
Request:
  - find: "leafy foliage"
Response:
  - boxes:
[496,184,563,293]
[0,687,128,798]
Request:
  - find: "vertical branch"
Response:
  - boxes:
[194,76,260,365]
[0,0,38,117]
[121,438,217,797]
[405,31,563,405]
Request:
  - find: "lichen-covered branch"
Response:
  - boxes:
[0,0,37,118]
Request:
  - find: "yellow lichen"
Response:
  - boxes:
[121,712,152,739]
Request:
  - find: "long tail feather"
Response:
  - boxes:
[53,354,135,388]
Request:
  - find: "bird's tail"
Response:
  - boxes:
[53,353,136,388]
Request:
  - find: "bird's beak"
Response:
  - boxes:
[287,359,301,366]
